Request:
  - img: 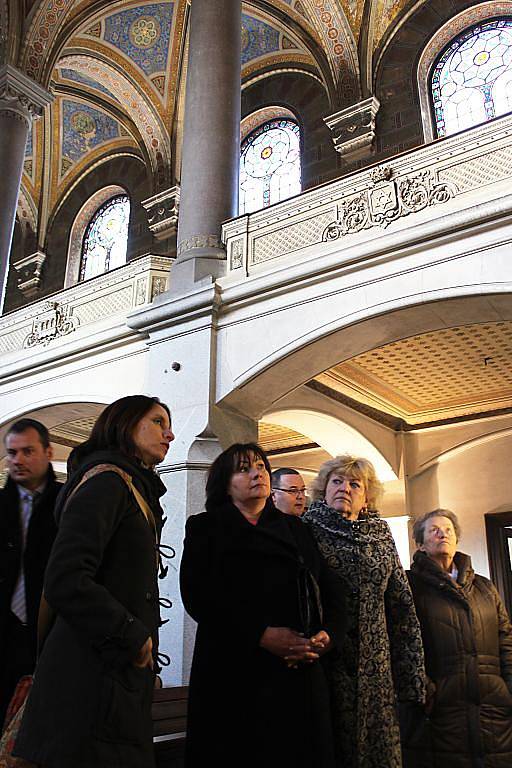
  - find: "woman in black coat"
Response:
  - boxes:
[403,508,512,768]
[180,443,347,768]
[14,395,174,768]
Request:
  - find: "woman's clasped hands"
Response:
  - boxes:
[259,627,332,668]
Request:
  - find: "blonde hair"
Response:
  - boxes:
[309,454,383,512]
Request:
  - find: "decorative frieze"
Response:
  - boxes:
[323,166,456,240]
[177,234,224,257]
[142,186,180,241]
[23,301,79,348]
[324,97,380,162]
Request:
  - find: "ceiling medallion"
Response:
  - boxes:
[129,16,161,49]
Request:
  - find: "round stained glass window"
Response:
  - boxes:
[239,119,301,214]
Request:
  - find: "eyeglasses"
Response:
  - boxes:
[273,487,307,497]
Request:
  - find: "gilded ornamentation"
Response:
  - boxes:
[323,167,456,239]
[23,301,78,347]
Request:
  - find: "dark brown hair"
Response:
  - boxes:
[69,395,170,470]
[205,442,271,513]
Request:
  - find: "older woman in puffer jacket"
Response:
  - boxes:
[401,508,512,768]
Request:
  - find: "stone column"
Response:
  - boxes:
[174,0,241,289]
[0,65,52,312]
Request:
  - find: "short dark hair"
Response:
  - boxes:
[69,395,170,469]
[206,443,271,513]
[271,467,302,488]
[5,418,50,449]
[412,508,461,545]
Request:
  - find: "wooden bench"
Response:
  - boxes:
[152,686,188,768]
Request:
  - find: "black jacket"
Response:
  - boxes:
[14,451,167,768]
[402,550,512,768]
[0,468,60,657]
[180,499,347,768]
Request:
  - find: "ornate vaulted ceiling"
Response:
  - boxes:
[5,0,431,232]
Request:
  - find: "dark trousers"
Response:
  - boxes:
[0,612,35,732]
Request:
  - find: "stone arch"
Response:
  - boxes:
[219,292,512,421]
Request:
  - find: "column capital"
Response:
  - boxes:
[324,96,380,163]
[0,64,53,125]
[142,186,180,241]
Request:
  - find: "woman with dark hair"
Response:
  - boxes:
[14,395,174,768]
[304,455,425,768]
[180,443,347,768]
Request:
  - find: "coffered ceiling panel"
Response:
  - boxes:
[316,322,512,425]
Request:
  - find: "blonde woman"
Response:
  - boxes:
[303,455,425,768]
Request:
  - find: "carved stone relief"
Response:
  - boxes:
[23,301,79,347]
[323,166,457,240]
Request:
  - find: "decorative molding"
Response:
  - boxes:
[0,64,53,123]
[23,300,79,347]
[322,165,456,239]
[13,250,47,297]
[230,238,244,270]
[142,186,180,241]
[324,96,380,161]
[177,234,224,257]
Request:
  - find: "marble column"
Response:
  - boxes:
[0,65,52,312]
[174,0,241,289]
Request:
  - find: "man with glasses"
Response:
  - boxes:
[271,467,307,517]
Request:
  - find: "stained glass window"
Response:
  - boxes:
[431,18,512,138]
[80,195,130,281]
[239,119,301,214]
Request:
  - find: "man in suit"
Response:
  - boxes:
[271,467,308,517]
[0,418,61,728]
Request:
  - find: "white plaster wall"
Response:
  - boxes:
[435,434,512,577]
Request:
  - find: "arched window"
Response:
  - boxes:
[239,118,301,214]
[430,18,512,138]
[79,194,130,282]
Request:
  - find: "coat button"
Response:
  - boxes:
[145,591,152,601]
[127,616,134,624]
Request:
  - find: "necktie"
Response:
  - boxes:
[10,490,38,624]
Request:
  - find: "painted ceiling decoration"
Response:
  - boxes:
[60,98,124,177]
[57,67,114,98]
[15,0,441,232]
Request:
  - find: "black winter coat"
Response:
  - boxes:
[0,468,60,659]
[14,451,167,768]
[403,550,512,768]
[180,499,348,768]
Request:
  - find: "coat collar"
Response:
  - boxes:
[410,550,475,603]
[208,498,302,562]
